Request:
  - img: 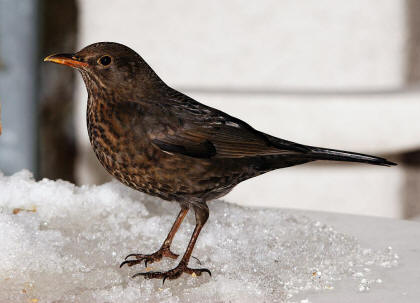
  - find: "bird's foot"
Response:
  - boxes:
[132,262,211,282]
[120,246,178,268]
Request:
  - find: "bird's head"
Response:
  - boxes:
[44,42,164,98]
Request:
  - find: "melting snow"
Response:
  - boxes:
[0,171,398,302]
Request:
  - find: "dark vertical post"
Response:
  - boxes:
[39,0,78,182]
[405,0,420,85]
[402,0,420,219]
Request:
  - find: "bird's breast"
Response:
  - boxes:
[87,98,154,175]
[85,97,194,201]
[85,97,257,202]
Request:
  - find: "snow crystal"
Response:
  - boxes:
[0,170,398,302]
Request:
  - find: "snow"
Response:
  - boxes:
[0,171,399,302]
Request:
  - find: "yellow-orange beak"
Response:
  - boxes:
[44,53,88,68]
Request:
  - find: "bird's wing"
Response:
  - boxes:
[150,122,286,159]
[133,95,309,159]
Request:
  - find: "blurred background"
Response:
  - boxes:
[1,0,419,220]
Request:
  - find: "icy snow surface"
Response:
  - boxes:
[0,171,398,302]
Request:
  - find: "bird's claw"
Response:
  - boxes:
[132,263,211,283]
[120,247,179,268]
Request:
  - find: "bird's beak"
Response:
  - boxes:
[44,53,88,69]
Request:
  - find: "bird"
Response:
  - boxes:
[44,42,396,282]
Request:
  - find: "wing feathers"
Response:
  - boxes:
[151,124,299,159]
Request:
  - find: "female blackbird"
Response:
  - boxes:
[45,42,395,282]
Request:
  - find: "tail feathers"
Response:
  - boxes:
[308,146,396,166]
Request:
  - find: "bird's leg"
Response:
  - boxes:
[133,203,211,281]
[120,205,189,268]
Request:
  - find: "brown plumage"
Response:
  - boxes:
[44,42,396,282]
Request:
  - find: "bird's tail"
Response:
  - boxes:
[306,146,396,166]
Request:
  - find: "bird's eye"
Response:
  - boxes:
[98,55,112,66]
